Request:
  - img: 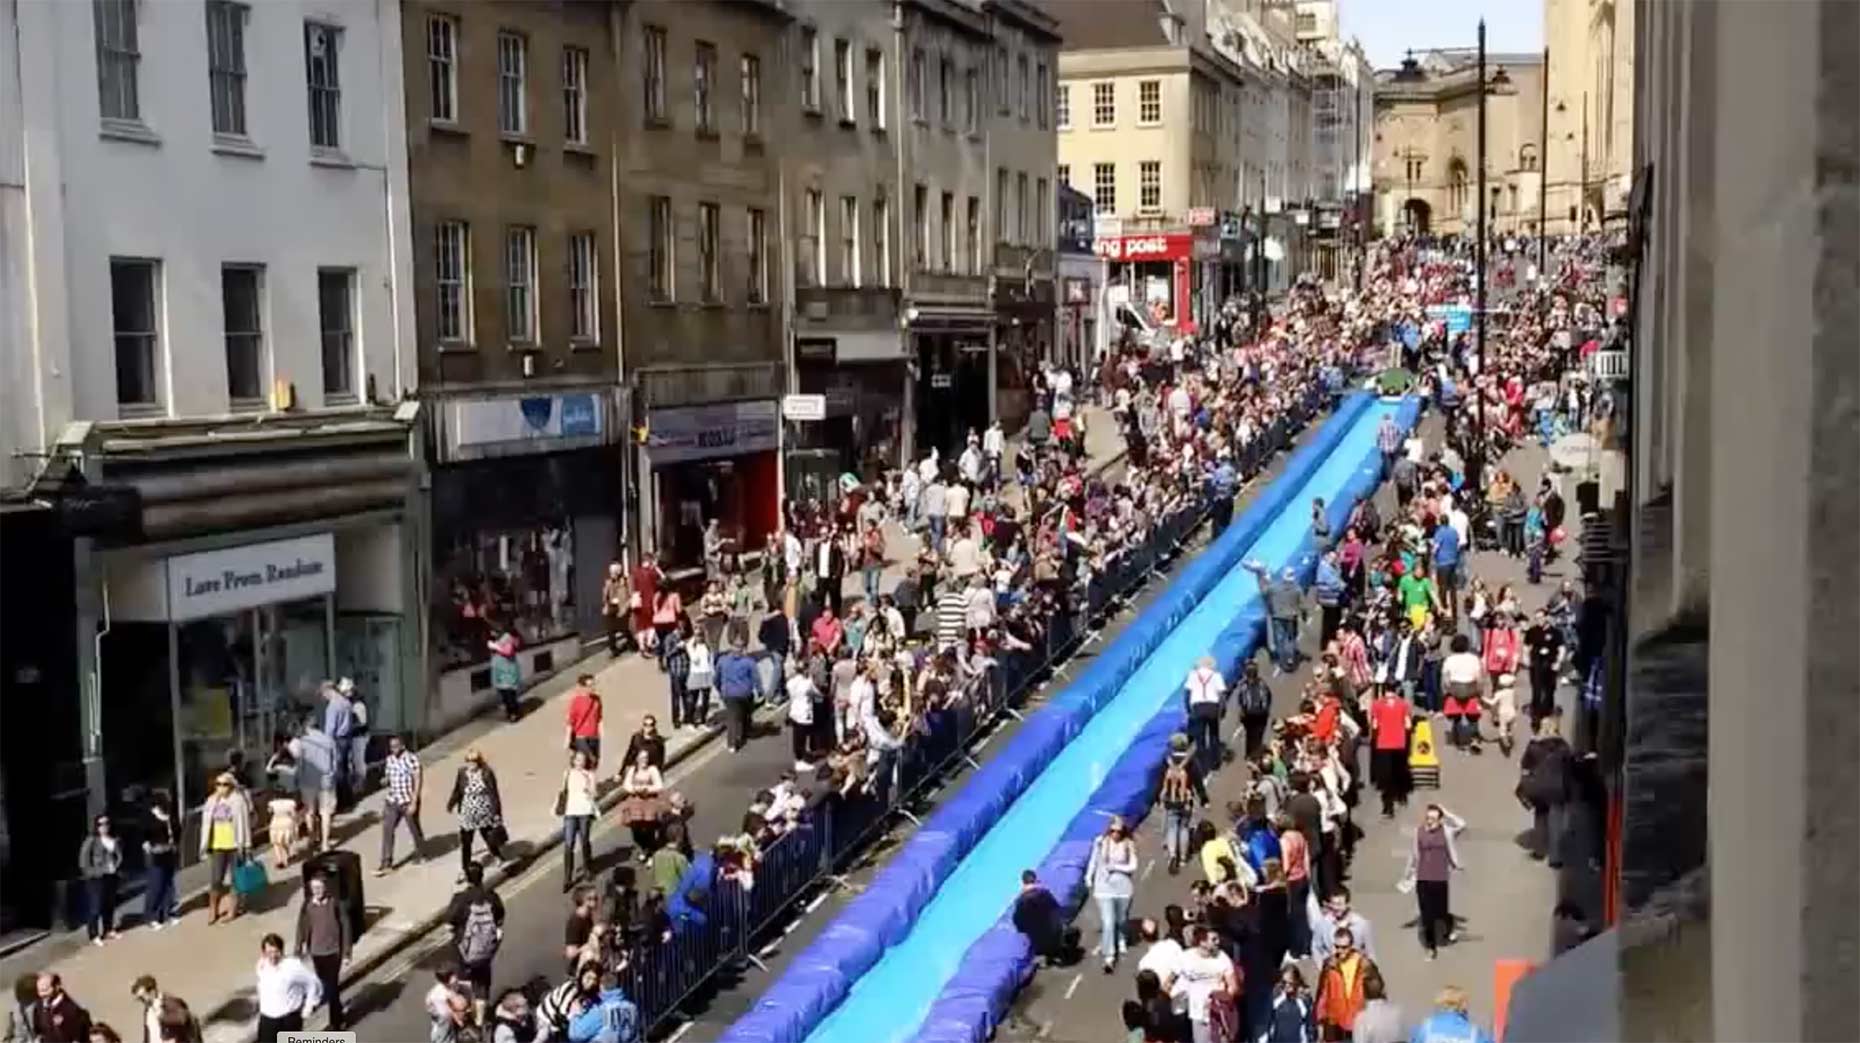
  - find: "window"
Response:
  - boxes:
[747,208,768,303]
[1092,162,1115,213]
[872,196,890,285]
[568,232,598,342]
[111,259,160,407]
[1092,81,1114,126]
[799,189,823,288]
[434,221,471,343]
[1016,53,1029,121]
[1056,84,1070,129]
[205,2,249,136]
[1139,160,1161,211]
[866,49,884,128]
[800,27,819,111]
[1016,172,1028,244]
[1520,144,1538,172]
[1058,163,1069,186]
[938,55,952,127]
[834,38,852,122]
[741,54,761,136]
[697,203,720,302]
[318,269,355,397]
[644,26,667,121]
[908,49,924,121]
[504,226,537,342]
[648,197,673,301]
[93,0,141,122]
[1036,63,1049,129]
[940,191,954,271]
[562,47,588,145]
[839,196,860,286]
[1138,79,1160,125]
[994,168,1007,244]
[966,196,981,274]
[304,22,342,149]
[912,183,927,268]
[964,65,978,134]
[1035,178,1048,244]
[427,14,457,124]
[694,41,716,133]
[994,44,1009,113]
[215,265,266,404]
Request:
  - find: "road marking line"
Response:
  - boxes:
[1064,974,1083,1000]
[1141,858,1156,881]
[665,1019,696,1043]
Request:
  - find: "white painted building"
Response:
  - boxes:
[7,0,415,441]
[0,0,428,850]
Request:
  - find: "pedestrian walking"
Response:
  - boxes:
[1519,716,1573,865]
[488,631,522,722]
[621,717,667,771]
[1401,804,1467,960]
[1084,815,1138,973]
[615,750,666,857]
[1349,971,1404,1043]
[337,677,369,794]
[1157,734,1209,876]
[556,750,598,889]
[139,793,179,931]
[445,749,510,875]
[377,734,427,875]
[1367,686,1411,818]
[197,772,253,925]
[253,934,319,1043]
[716,638,759,752]
[785,664,820,770]
[1233,659,1273,758]
[1263,965,1316,1043]
[1411,987,1493,1043]
[289,719,340,852]
[601,562,630,658]
[446,863,506,1023]
[1313,928,1377,1042]
[564,675,606,768]
[293,873,351,1031]
[320,682,357,809]
[682,626,716,731]
[629,554,661,657]
[1182,656,1226,775]
[1248,562,1304,674]
[1172,927,1238,1043]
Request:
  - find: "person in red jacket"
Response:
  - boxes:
[1368,686,1412,818]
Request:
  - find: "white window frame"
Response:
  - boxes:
[110,258,162,409]
[1016,172,1028,245]
[1093,162,1116,214]
[964,65,978,135]
[304,22,343,151]
[839,195,860,287]
[908,48,925,122]
[748,208,768,304]
[504,226,538,344]
[694,41,717,134]
[427,14,458,125]
[873,196,890,286]
[318,268,357,399]
[1091,81,1114,127]
[697,202,721,302]
[1058,163,1070,187]
[1016,53,1029,121]
[741,53,762,137]
[1056,83,1070,131]
[1036,62,1049,129]
[221,264,267,407]
[435,221,472,344]
[800,26,819,111]
[644,25,667,122]
[649,197,674,302]
[1036,178,1048,245]
[1138,79,1161,126]
[568,232,598,343]
[1139,160,1161,212]
[562,46,588,145]
[804,189,825,287]
[497,31,528,137]
[865,48,884,130]
[966,196,980,275]
[834,38,853,123]
[205,1,249,138]
[93,0,141,123]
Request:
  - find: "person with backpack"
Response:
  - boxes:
[446,863,507,1024]
[1232,659,1274,758]
[565,971,638,1043]
[1157,734,1209,876]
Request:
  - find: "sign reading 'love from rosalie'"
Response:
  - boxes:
[165,532,337,621]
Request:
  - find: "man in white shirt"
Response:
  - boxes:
[1173,927,1238,1043]
[959,437,985,486]
[1182,656,1227,774]
[784,668,818,770]
[254,932,321,1042]
[1135,919,1188,1016]
[982,422,1006,483]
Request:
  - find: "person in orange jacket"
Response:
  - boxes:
[1313,926,1379,1041]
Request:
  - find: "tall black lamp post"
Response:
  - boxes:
[1472,18,1489,493]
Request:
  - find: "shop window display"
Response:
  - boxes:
[438,523,577,669]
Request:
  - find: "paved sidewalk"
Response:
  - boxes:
[9,406,1128,1043]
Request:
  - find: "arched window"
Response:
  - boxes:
[1520,144,1539,172]
[1447,156,1469,212]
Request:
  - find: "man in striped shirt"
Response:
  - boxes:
[934,580,968,652]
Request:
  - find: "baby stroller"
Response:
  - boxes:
[1468,499,1503,552]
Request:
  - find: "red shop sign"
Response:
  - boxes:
[1092,233,1193,262]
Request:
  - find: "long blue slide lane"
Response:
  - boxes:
[718,394,1402,1043]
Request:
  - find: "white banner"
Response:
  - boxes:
[646,400,780,465]
[166,533,336,621]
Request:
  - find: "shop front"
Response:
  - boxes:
[642,400,781,573]
[792,331,910,483]
[1092,232,1209,335]
[429,390,623,728]
[911,320,994,458]
[1056,264,1102,370]
[992,276,1054,431]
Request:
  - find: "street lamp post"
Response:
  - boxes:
[1537,46,1549,272]
[1473,18,1488,493]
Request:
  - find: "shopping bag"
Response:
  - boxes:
[232,857,269,897]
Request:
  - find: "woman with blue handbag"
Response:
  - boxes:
[198,772,254,925]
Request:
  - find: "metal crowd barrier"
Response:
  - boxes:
[615,375,1337,1034]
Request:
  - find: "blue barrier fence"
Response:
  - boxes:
[608,381,1336,1036]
